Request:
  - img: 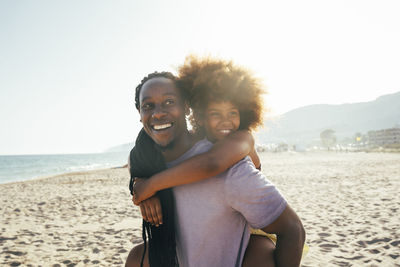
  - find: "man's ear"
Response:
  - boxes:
[137,108,142,122]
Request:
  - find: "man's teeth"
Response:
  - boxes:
[220,130,231,134]
[153,123,172,130]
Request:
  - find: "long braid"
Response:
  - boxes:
[131,72,180,266]
[141,221,147,267]
[129,131,178,267]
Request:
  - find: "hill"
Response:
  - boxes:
[104,142,134,153]
[256,91,400,146]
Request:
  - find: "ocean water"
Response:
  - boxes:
[0,151,130,184]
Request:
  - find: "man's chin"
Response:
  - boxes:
[154,139,175,151]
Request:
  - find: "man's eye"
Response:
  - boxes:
[141,103,153,110]
[165,99,175,105]
[229,111,239,117]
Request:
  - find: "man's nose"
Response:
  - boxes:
[152,106,167,119]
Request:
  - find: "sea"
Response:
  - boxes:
[0,151,130,184]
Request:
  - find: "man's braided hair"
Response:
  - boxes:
[131,71,180,267]
[135,71,179,110]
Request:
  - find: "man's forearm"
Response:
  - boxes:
[261,205,306,267]
[274,224,305,267]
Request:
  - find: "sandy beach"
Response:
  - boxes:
[1,152,399,266]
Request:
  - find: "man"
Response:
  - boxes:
[126,73,305,267]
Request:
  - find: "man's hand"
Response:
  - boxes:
[132,177,157,205]
[138,195,163,227]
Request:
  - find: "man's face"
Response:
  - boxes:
[138,77,188,148]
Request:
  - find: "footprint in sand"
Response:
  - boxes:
[319,243,339,248]
[3,250,26,256]
[390,240,399,247]
[366,237,391,244]
[368,249,380,254]
[318,233,330,237]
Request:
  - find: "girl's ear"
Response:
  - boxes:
[193,111,204,126]
[184,103,190,116]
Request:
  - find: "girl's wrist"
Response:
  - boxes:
[148,174,161,193]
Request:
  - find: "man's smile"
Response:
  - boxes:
[152,122,173,131]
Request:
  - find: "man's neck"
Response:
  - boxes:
[161,130,194,162]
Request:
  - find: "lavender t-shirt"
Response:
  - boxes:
[167,139,287,267]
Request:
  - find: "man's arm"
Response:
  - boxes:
[262,205,305,267]
[224,158,305,266]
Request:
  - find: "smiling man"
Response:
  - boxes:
[126,71,305,267]
[136,75,193,161]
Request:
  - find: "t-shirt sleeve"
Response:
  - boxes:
[224,157,287,229]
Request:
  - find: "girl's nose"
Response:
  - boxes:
[220,117,232,126]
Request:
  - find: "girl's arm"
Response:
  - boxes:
[248,146,261,170]
[132,130,259,204]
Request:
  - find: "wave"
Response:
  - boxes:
[0,151,129,184]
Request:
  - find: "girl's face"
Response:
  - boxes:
[202,101,240,142]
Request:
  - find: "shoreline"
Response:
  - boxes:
[0,150,129,186]
[0,165,128,186]
[2,149,399,185]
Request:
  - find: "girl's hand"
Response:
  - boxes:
[139,196,163,226]
[132,177,157,205]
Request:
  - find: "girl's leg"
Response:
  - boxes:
[242,235,276,267]
[125,243,149,267]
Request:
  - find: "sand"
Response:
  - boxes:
[0,168,138,266]
[1,152,399,266]
[260,152,400,267]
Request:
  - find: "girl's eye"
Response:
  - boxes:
[209,112,220,117]
[229,111,239,117]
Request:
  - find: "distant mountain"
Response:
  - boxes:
[104,142,134,153]
[256,91,400,146]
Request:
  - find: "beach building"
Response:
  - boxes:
[368,128,400,146]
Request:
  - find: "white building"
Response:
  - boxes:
[368,128,400,146]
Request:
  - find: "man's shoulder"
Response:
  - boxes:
[224,156,268,189]
[193,138,213,151]
[168,139,213,167]
[188,139,213,157]
[227,156,258,176]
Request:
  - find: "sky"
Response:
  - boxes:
[1,0,400,155]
